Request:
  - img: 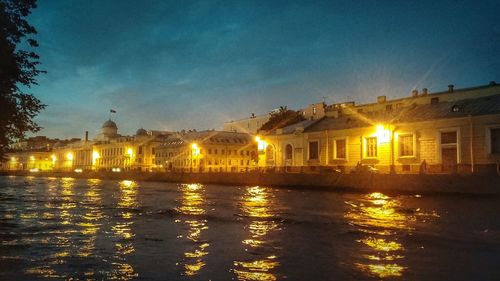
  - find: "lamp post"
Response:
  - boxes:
[191,143,199,173]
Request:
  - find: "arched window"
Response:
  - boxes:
[285,144,293,160]
[266,145,275,161]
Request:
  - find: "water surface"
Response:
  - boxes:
[0,176,499,280]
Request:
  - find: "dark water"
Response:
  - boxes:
[0,176,499,281]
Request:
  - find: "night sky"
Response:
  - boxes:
[28,0,500,138]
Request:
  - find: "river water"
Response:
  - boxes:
[0,176,499,281]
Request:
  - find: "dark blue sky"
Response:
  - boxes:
[28,0,500,138]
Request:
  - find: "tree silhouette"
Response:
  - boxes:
[259,106,305,131]
[0,0,45,158]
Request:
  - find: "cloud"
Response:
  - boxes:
[26,0,500,138]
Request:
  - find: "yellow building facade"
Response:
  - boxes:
[258,83,500,174]
[3,151,54,171]
[155,131,257,172]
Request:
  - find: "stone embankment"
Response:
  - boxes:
[1,171,499,195]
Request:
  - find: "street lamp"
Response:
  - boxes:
[191,143,200,172]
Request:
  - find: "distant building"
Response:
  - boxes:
[154,131,257,172]
[2,119,171,172]
[257,83,500,174]
[223,113,270,134]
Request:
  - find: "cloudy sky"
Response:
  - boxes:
[27,0,500,138]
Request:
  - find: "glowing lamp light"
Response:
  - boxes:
[376,124,391,143]
[255,136,267,151]
[51,154,57,162]
[30,155,35,161]
[191,143,200,156]
[127,148,133,157]
[66,152,74,161]
[10,157,16,162]
[92,151,99,160]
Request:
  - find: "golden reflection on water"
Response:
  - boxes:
[233,186,279,281]
[108,180,139,280]
[176,183,209,276]
[345,192,409,278]
[77,178,104,260]
[25,177,77,278]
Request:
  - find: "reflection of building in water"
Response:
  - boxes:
[344,192,410,278]
[78,179,104,260]
[26,177,76,278]
[108,180,139,280]
[233,186,280,281]
[176,184,210,276]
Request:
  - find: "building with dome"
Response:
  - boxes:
[96,119,119,141]
[42,118,172,172]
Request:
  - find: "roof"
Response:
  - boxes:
[102,119,117,129]
[161,131,253,147]
[136,128,147,136]
[275,93,500,134]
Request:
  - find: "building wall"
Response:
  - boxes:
[1,152,53,171]
[261,114,500,174]
[158,131,257,173]
[223,114,270,134]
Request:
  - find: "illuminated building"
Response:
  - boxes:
[91,122,170,172]
[1,151,54,171]
[154,131,257,172]
[259,83,500,174]
[1,119,170,172]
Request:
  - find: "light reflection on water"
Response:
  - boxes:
[233,186,280,281]
[108,179,139,280]
[345,192,411,278]
[2,177,498,280]
[176,183,210,276]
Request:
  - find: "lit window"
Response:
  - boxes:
[309,141,319,160]
[491,128,500,154]
[399,134,414,157]
[365,137,377,158]
[334,139,346,159]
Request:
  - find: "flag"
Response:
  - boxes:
[110,109,116,113]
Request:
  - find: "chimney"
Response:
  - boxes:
[411,89,419,97]
[377,96,387,103]
[422,88,428,96]
[448,84,454,93]
[85,131,88,142]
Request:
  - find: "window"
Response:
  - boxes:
[441,131,457,145]
[266,145,275,161]
[365,137,377,158]
[285,144,293,160]
[399,134,414,157]
[334,139,346,159]
[491,128,500,154]
[208,149,212,154]
[313,107,317,115]
[309,141,319,160]
[386,104,393,111]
